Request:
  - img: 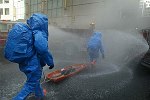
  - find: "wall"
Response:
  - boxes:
[25,0,149,30]
[0,0,14,21]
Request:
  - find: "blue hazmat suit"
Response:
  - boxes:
[13,13,54,100]
[87,32,104,62]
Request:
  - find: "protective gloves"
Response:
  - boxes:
[49,64,54,69]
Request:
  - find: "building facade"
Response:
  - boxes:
[0,0,24,21]
[14,0,24,20]
[25,0,105,29]
[0,0,15,21]
[25,0,149,29]
[140,0,150,17]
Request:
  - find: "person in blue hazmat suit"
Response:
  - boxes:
[87,23,104,65]
[13,13,54,100]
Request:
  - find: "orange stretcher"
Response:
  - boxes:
[46,64,88,83]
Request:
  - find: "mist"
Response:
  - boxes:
[48,26,87,63]
[102,30,148,65]
[46,0,149,74]
[1,1,150,99]
[73,0,149,31]
[47,26,148,74]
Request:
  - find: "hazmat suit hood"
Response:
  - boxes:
[92,32,102,38]
[27,13,48,40]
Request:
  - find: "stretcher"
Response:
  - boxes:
[46,64,88,83]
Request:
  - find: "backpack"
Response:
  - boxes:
[4,23,34,63]
[87,37,100,49]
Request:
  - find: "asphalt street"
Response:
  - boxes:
[1,54,150,100]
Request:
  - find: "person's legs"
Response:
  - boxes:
[89,51,99,66]
[32,68,44,98]
[13,66,44,100]
[88,52,95,67]
[12,83,32,100]
[26,65,44,99]
[87,49,94,62]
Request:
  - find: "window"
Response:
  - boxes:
[0,8,3,15]
[58,0,63,8]
[0,0,3,4]
[5,8,9,15]
[7,24,12,29]
[4,0,9,3]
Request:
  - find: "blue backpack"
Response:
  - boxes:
[4,23,34,63]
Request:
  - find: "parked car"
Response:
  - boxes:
[140,28,150,68]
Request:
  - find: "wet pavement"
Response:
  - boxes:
[1,55,150,100]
